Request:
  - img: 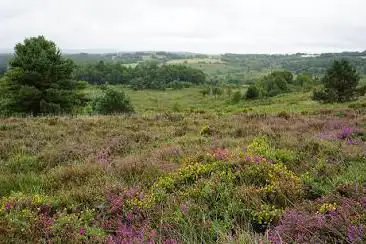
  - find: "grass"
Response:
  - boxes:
[1,88,366,243]
[166,57,224,65]
[86,86,366,114]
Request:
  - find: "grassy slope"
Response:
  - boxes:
[86,86,366,114]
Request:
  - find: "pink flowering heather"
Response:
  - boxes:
[338,127,354,139]
[212,148,230,160]
[180,203,189,215]
[347,224,365,243]
[79,228,86,235]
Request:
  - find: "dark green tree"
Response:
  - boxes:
[246,85,260,99]
[313,59,360,103]
[0,36,86,115]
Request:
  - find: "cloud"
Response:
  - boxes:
[0,0,365,53]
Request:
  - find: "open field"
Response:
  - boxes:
[1,89,366,243]
[86,86,366,114]
[166,57,224,65]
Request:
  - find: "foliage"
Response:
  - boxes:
[255,71,293,97]
[246,85,260,99]
[268,185,366,243]
[313,59,361,103]
[74,62,206,90]
[0,36,86,115]
[231,91,243,104]
[92,87,134,114]
[295,72,318,88]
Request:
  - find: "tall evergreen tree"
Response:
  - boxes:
[313,59,360,103]
[0,36,86,115]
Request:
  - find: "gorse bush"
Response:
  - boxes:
[92,87,134,114]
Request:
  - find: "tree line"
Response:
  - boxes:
[73,61,206,89]
[244,60,366,103]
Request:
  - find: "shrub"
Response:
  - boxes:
[246,85,260,99]
[200,125,214,136]
[92,87,134,114]
[312,88,338,103]
[231,91,243,104]
[268,186,366,243]
[357,85,366,96]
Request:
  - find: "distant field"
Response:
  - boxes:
[166,57,224,65]
[85,86,366,114]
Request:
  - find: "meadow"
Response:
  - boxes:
[1,88,366,243]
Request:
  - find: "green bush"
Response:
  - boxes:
[246,85,260,99]
[92,87,134,114]
[231,91,243,104]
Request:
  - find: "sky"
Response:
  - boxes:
[1,0,366,54]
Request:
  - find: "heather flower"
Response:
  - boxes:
[361,197,366,208]
[125,188,137,198]
[149,230,157,239]
[254,156,261,163]
[327,210,338,217]
[79,228,86,235]
[317,131,336,140]
[337,127,354,139]
[347,224,365,243]
[96,148,112,166]
[267,230,282,244]
[163,239,178,244]
[108,194,124,214]
[269,210,326,243]
[180,203,188,215]
[5,203,11,210]
[213,148,230,160]
[325,120,348,130]
[38,214,54,230]
[126,212,133,221]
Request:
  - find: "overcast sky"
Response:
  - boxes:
[1,0,366,54]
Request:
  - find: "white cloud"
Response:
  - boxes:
[0,0,365,53]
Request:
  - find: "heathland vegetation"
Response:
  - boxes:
[0,36,366,243]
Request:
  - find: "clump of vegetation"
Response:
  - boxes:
[246,85,260,99]
[313,59,361,103]
[231,90,243,103]
[256,71,292,97]
[92,87,134,114]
